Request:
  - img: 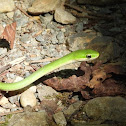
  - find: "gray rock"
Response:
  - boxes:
[20,34,31,43]
[2,102,16,109]
[35,35,46,44]
[75,22,84,32]
[83,96,126,123]
[37,85,59,101]
[54,7,76,24]
[67,32,97,51]
[8,95,19,104]
[40,14,53,28]
[57,31,65,44]
[11,107,22,112]
[51,32,58,44]
[63,101,83,119]
[13,10,28,28]
[53,111,67,126]
[47,22,60,32]
[88,36,122,63]
[8,110,49,126]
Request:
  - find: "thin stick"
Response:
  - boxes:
[16,6,31,18]
[30,57,58,64]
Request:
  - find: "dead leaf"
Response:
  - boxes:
[44,61,126,99]
[44,62,92,92]
[0,22,16,49]
[82,62,126,99]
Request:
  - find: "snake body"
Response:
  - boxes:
[0,49,99,91]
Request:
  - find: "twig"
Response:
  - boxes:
[9,56,26,66]
[65,3,83,12]
[30,57,58,64]
[16,6,31,18]
[33,30,43,38]
[0,56,25,75]
[0,64,11,74]
[65,3,113,19]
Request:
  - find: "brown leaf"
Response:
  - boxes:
[92,79,126,97]
[0,22,16,49]
[44,61,126,99]
[44,62,92,92]
[82,63,126,99]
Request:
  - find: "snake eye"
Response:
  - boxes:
[86,54,91,59]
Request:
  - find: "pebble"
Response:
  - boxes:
[6,11,14,19]
[20,90,37,107]
[53,111,67,126]
[63,101,83,119]
[54,7,76,24]
[40,14,53,28]
[28,0,62,14]
[20,33,31,43]
[2,102,16,109]
[28,86,37,93]
[8,110,49,126]
[57,31,65,44]
[75,22,84,32]
[35,34,44,42]
[0,107,10,113]
[37,85,59,101]
[8,95,19,104]
[0,96,9,106]
[51,32,59,44]
[13,10,28,28]
[0,0,15,13]
[0,48,7,55]
[11,107,22,112]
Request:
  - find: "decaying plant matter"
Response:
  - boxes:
[44,62,126,99]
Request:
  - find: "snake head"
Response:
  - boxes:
[73,49,99,61]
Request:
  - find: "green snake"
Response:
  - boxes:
[0,49,99,91]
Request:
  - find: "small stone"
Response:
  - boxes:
[14,10,28,28]
[35,34,45,42]
[2,102,16,109]
[51,32,58,44]
[0,96,9,106]
[6,11,14,19]
[28,86,37,93]
[0,48,7,55]
[37,85,59,101]
[20,34,31,43]
[14,76,24,82]
[75,22,84,32]
[8,95,19,104]
[28,0,63,14]
[53,111,67,126]
[63,101,83,119]
[54,7,76,24]
[11,107,22,112]
[57,31,65,44]
[20,90,37,107]
[40,14,53,27]
[0,107,10,113]
[0,0,15,13]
